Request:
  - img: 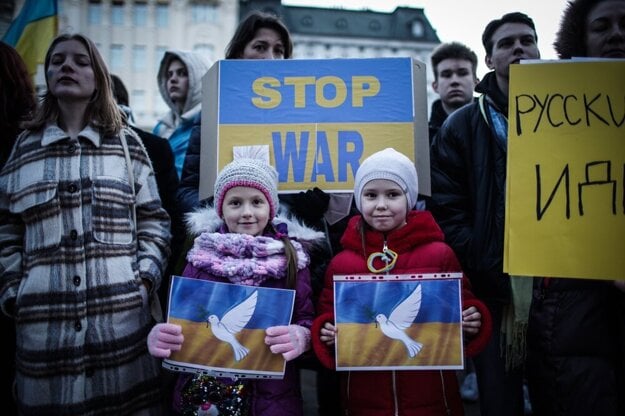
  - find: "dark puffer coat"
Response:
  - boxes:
[428,72,511,304]
[527,277,625,416]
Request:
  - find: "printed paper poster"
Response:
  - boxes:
[163,276,295,379]
[333,273,463,371]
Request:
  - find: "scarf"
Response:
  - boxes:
[186,232,309,286]
[485,99,533,370]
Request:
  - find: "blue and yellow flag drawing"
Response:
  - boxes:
[333,273,464,371]
[2,0,58,76]
[164,276,296,378]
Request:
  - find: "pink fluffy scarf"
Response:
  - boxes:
[186,232,310,286]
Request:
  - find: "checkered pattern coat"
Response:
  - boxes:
[0,123,171,415]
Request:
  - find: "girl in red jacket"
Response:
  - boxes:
[312,148,492,416]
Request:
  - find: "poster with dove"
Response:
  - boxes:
[163,276,295,378]
[334,273,463,371]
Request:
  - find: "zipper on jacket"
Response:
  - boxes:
[439,370,452,415]
[383,240,391,275]
[392,370,399,416]
[345,371,351,416]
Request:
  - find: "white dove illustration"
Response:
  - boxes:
[207,290,258,361]
[375,284,423,358]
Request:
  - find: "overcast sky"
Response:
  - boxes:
[283,0,570,77]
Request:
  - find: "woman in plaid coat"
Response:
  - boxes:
[0,34,171,415]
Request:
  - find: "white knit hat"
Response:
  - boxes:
[214,158,279,218]
[353,148,418,212]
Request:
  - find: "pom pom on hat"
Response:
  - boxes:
[353,148,418,212]
[214,158,279,218]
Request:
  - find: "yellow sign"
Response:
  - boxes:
[504,60,625,280]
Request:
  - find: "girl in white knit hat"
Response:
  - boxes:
[146,156,324,415]
[311,147,493,415]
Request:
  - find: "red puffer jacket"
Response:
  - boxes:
[312,211,492,416]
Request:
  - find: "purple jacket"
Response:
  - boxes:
[170,206,322,415]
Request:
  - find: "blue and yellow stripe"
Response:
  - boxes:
[2,0,58,76]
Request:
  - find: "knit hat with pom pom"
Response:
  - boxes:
[214,158,279,218]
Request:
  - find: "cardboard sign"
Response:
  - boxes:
[199,58,429,198]
[504,60,625,280]
[163,276,295,379]
[333,273,463,371]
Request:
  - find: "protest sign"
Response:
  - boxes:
[199,57,429,198]
[504,60,625,280]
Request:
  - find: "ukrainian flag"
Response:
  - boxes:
[2,0,58,76]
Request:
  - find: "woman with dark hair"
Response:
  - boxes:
[527,2,625,415]
[0,33,170,415]
[225,10,293,60]
[553,0,625,59]
[177,10,293,214]
[0,40,36,416]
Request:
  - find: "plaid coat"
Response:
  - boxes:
[0,123,171,415]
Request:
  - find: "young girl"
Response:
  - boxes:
[312,148,492,415]
[147,157,324,415]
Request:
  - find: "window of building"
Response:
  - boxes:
[191,3,217,23]
[132,46,147,71]
[110,44,124,71]
[411,20,425,38]
[111,2,124,26]
[154,94,169,115]
[193,44,214,64]
[156,3,169,26]
[88,1,102,25]
[155,46,167,69]
[132,90,146,114]
[133,2,148,26]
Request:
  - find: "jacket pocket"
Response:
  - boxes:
[9,180,61,253]
[91,177,134,245]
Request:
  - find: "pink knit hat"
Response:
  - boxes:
[214,158,279,218]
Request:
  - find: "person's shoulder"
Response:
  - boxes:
[131,126,170,151]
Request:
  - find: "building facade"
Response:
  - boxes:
[3,0,440,129]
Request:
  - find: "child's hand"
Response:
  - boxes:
[265,324,311,361]
[147,323,184,358]
[462,306,481,336]
[320,322,337,346]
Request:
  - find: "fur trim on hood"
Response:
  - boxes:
[185,204,326,243]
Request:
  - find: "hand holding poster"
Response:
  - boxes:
[504,60,625,280]
[163,276,295,379]
[333,273,463,371]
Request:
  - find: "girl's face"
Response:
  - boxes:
[360,179,408,233]
[241,27,285,59]
[222,186,271,236]
[46,39,95,102]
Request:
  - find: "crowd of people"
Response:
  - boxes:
[0,0,623,415]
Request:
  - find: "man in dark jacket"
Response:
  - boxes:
[428,12,540,416]
[428,41,479,143]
